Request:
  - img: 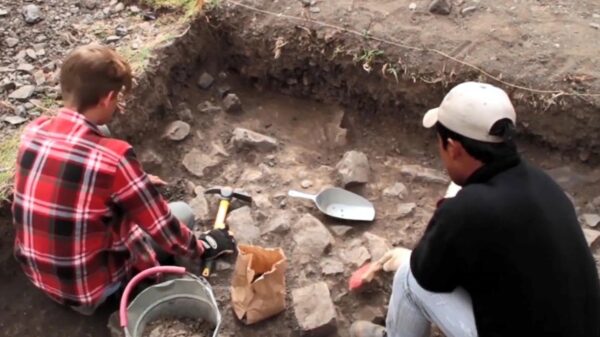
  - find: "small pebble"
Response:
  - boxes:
[590,23,600,30]
[461,6,477,15]
[409,3,417,11]
[301,180,313,189]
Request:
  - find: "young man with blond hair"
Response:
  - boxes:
[12,44,235,315]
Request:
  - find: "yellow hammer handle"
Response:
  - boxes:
[214,199,230,229]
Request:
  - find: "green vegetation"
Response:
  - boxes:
[140,0,201,16]
[0,133,20,201]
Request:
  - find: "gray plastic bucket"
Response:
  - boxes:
[119,266,221,337]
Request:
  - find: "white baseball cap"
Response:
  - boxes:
[422,82,516,143]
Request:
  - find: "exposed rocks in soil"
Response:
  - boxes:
[142,318,214,337]
[364,232,392,262]
[292,282,337,337]
[382,182,408,199]
[399,165,449,184]
[231,127,278,152]
[226,206,260,244]
[197,72,215,89]
[292,214,334,263]
[163,120,191,141]
[339,239,371,267]
[182,149,222,178]
[223,93,242,113]
[336,151,370,187]
[582,214,600,228]
[396,202,417,219]
[429,0,452,15]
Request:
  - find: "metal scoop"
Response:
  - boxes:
[288,187,376,221]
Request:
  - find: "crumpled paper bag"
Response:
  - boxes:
[231,244,287,324]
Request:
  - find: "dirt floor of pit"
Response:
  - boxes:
[2,67,600,336]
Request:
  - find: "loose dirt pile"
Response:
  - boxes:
[142,318,214,337]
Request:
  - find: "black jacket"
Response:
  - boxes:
[411,156,600,337]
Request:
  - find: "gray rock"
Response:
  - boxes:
[0,9,8,17]
[320,258,344,275]
[5,37,19,48]
[583,228,600,248]
[25,49,37,60]
[329,225,353,236]
[163,120,191,141]
[113,2,125,13]
[176,106,194,122]
[197,72,215,89]
[106,35,120,42]
[9,85,35,100]
[383,182,408,199]
[3,116,28,125]
[22,5,43,24]
[189,195,210,222]
[231,127,278,152]
[33,70,45,86]
[292,282,337,337]
[292,214,335,262]
[583,214,600,228]
[252,194,272,209]
[461,6,477,15]
[223,93,242,113]
[81,0,99,10]
[397,202,416,218]
[591,23,600,30]
[217,85,231,98]
[129,5,141,13]
[340,240,371,266]
[239,168,263,182]
[115,26,128,37]
[400,165,448,184]
[363,232,392,261]
[336,151,370,186]
[182,148,220,177]
[300,180,313,189]
[429,0,451,15]
[593,196,600,208]
[17,63,35,73]
[309,6,321,13]
[262,210,293,234]
[227,206,260,243]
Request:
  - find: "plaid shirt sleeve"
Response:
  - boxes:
[111,148,204,260]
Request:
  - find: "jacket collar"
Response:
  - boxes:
[464,153,521,185]
[57,108,105,136]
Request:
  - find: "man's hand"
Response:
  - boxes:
[148,174,168,186]
[198,228,236,260]
[380,247,413,272]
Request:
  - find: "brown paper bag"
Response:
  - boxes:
[231,244,287,324]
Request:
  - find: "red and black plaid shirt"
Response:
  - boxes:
[12,108,203,307]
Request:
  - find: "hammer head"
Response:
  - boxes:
[205,186,252,203]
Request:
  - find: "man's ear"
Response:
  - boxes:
[99,91,117,108]
[446,138,464,160]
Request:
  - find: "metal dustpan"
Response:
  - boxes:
[288,187,375,221]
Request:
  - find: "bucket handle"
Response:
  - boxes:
[119,266,187,328]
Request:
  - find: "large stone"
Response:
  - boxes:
[364,232,392,261]
[189,195,210,222]
[292,282,337,336]
[383,182,408,199]
[320,258,344,275]
[340,240,371,266]
[262,210,293,234]
[336,151,370,186]
[9,85,35,100]
[292,214,335,262]
[226,206,260,243]
[396,202,417,219]
[3,116,27,125]
[182,148,220,177]
[197,72,215,89]
[22,4,42,24]
[428,0,451,15]
[231,127,278,152]
[223,93,242,113]
[583,228,600,249]
[17,63,35,73]
[163,120,190,141]
[5,37,19,48]
[400,165,448,184]
[583,214,600,228]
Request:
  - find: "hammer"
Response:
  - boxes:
[202,186,252,277]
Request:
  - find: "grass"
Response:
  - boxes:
[140,0,202,16]
[0,133,20,202]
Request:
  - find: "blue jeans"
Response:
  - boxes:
[386,264,478,337]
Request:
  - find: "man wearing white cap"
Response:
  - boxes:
[351,82,600,337]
